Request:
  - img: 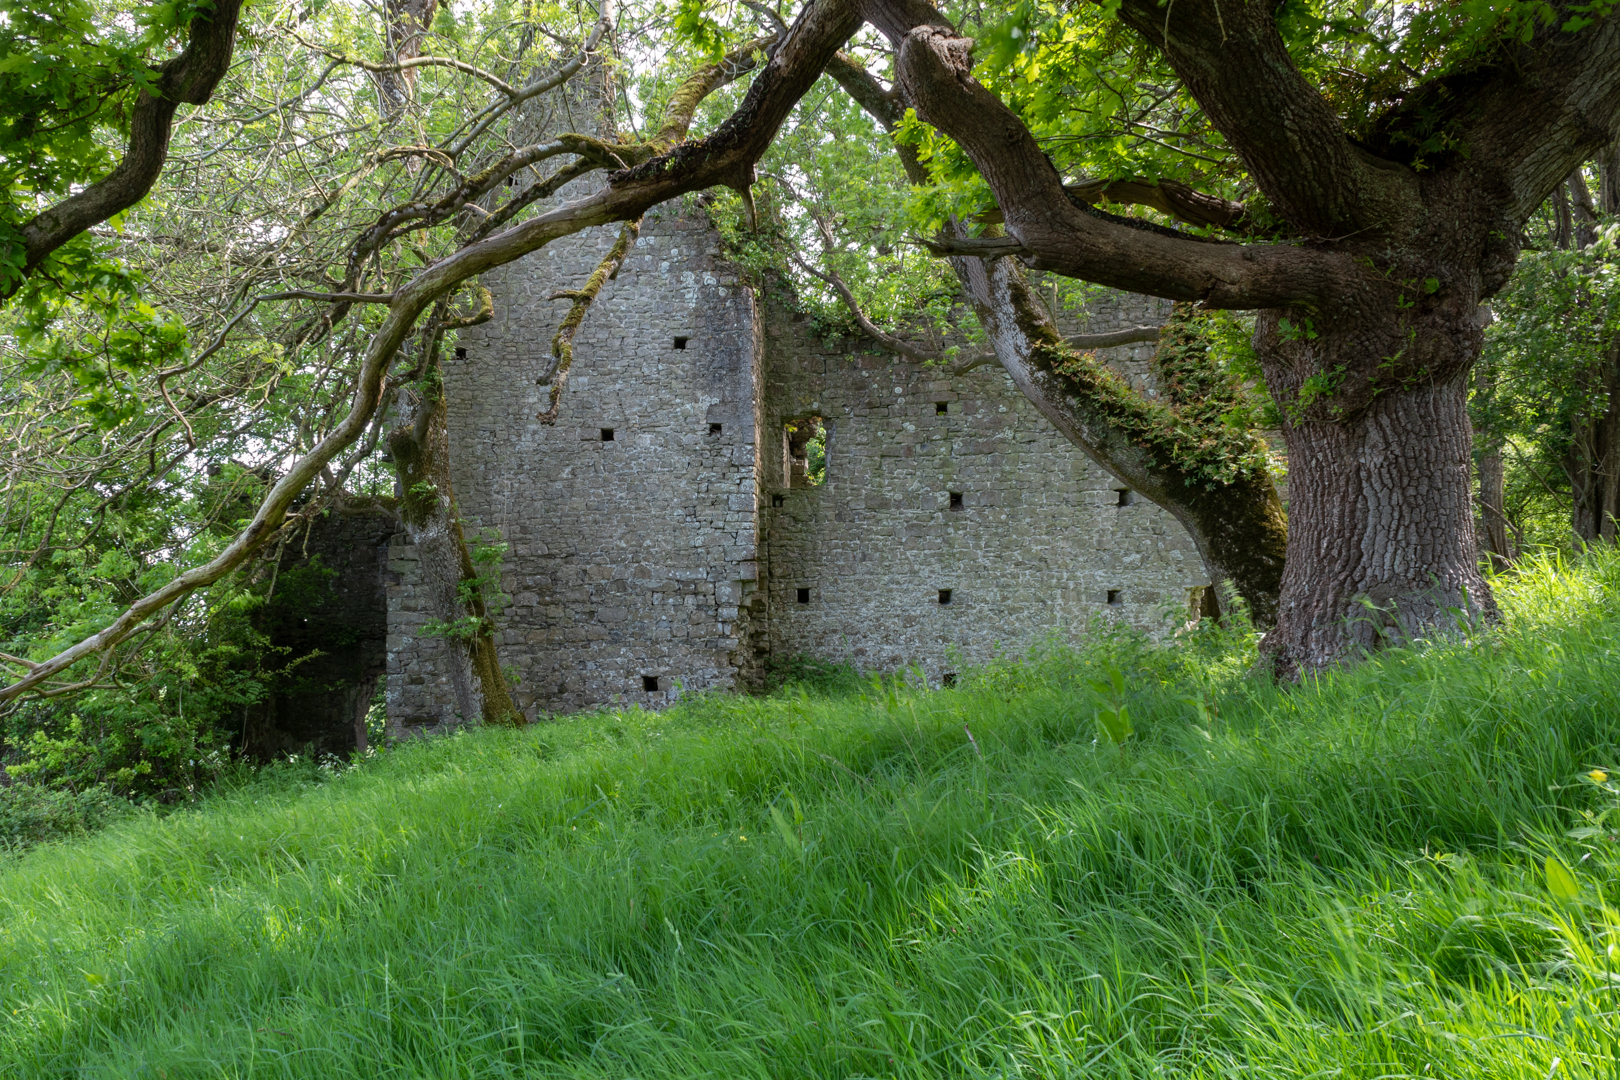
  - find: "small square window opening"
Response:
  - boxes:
[673,336,690,350]
[600,428,615,442]
[1107,589,1122,606]
[642,675,660,692]
[942,672,958,688]
[1115,488,1134,507]
[935,401,949,416]
[709,422,722,435]
[948,492,964,511]
[796,587,810,604]
[771,494,785,508]
[938,588,953,605]
[454,347,467,360]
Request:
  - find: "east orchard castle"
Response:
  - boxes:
[366,203,1208,735]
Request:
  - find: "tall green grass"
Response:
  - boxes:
[4,553,1620,1077]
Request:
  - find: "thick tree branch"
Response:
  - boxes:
[1106,0,1420,241]
[1416,12,1620,224]
[822,45,1282,619]
[610,0,863,189]
[653,36,780,147]
[977,176,1249,233]
[8,0,244,296]
[883,16,1358,307]
[955,252,1284,622]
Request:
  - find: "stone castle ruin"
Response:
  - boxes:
[376,204,1208,734]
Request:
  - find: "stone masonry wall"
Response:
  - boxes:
[757,288,1206,680]
[386,201,763,728]
[386,209,1211,726]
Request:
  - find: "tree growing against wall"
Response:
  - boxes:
[771,45,1288,625]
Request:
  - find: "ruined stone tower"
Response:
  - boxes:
[384,203,1205,732]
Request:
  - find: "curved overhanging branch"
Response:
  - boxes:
[609,0,863,188]
[955,252,1285,623]
[1106,0,1418,241]
[820,42,1285,622]
[0,194,613,701]
[653,36,780,148]
[7,0,245,297]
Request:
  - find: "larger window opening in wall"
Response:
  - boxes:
[785,417,825,488]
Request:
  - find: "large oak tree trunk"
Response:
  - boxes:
[1260,326,1496,677]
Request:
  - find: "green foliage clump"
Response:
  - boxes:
[0,783,128,852]
[1476,220,1620,547]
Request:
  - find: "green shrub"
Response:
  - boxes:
[0,783,128,851]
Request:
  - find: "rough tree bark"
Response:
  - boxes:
[860,0,1620,675]
[376,0,441,118]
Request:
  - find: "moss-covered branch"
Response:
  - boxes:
[537,219,641,424]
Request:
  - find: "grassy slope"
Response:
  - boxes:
[4,557,1620,1078]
